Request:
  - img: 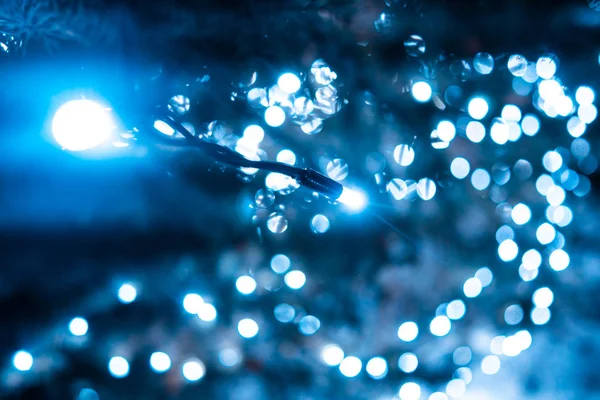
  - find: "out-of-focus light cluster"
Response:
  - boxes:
[247,59,343,133]
[15,25,598,399]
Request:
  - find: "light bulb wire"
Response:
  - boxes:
[152,114,344,199]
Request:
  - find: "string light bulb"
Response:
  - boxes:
[52,99,116,151]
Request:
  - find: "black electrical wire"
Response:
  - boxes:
[153,114,345,200]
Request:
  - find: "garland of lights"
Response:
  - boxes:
[5,34,598,400]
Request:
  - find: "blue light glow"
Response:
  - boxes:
[238,318,259,338]
[411,81,432,102]
[365,357,388,379]
[108,356,130,378]
[398,321,419,342]
[150,352,171,373]
[69,317,89,336]
[183,293,204,314]
[52,100,115,151]
[117,283,137,304]
[182,359,206,382]
[467,97,489,120]
[13,350,33,372]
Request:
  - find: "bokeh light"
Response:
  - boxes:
[466,121,486,143]
[498,239,519,262]
[197,303,217,322]
[339,356,362,378]
[219,349,241,367]
[274,303,295,323]
[467,97,489,120]
[575,86,595,105]
[13,351,33,372]
[149,352,171,373]
[398,321,419,342]
[117,283,137,304]
[430,316,452,337]
[182,359,206,382]
[533,287,554,308]
[398,353,419,373]
[69,317,89,336]
[271,254,291,274]
[446,379,466,398]
[183,293,204,314]
[412,81,432,102]
[365,357,388,379]
[453,347,472,366]
[522,249,542,270]
[299,315,321,335]
[284,270,306,289]
[236,276,257,295]
[437,120,456,142]
[108,356,130,378]
[322,345,345,366]
[521,114,540,136]
[310,214,330,234]
[504,304,524,325]
[394,144,415,166]
[450,157,470,179]
[399,382,421,400]
[481,355,501,375]
[463,277,483,298]
[531,307,551,325]
[446,300,466,320]
[237,318,259,338]
[277,72,301,93]
[52,100,115,151]
[549,249,570,271]
[471,169,491,190]
[475,267,494,287]
[511,203,532,225]
[265,105,286,127]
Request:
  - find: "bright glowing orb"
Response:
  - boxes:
[108,356,129,378]
[238,318,259,338]
[277,73,302,94]
[411,81,432,102]
[337,187,367,212]
[150,352,172,373]
[183,293,204,314]
[339,356,362,377]
[322,344,345,366]
[69,317,89,336]
[236,276,257,295]
[182,359,206,382]
[365,357,388,379]
[398,321,419,342]
[467,97,489,120]
[265,105,286,127]
[52,100,115,151]
[117,283,137,304]
[13,350,33,371]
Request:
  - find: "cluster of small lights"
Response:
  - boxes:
[12,30,599,400]
[247,59,342,132]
